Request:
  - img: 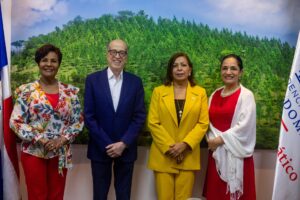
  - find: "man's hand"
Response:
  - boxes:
[106,141,127,158]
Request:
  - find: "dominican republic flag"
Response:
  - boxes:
[272,32,300,200]
[0,2,20,200]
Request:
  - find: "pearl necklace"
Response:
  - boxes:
[220,85,240,97]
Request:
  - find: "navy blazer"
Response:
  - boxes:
[84,68,146,162]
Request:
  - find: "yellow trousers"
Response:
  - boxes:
[154,170,195,200]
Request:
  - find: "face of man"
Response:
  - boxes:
[107,40,128,75]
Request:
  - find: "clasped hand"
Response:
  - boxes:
[166,142,188,164]
[39,137,68,152]
[106,141,127,158]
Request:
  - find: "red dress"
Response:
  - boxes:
[45,93,59,108]
[203,88,256,200]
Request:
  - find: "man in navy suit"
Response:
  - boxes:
[84,39,146,200]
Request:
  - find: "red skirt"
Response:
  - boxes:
[203,151,256,200]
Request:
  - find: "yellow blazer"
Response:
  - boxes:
[147,83,209,173]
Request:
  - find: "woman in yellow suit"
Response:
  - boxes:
[148,52,209,200]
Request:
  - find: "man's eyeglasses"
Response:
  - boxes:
[108,49,127,58]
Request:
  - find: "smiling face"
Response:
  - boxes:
[38,51,60,80]
[221,57,243,88]
[106,39,128,74]
[172,56,192,83]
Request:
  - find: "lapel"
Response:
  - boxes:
[161,85,178,126]
[33,81,53,110]
[116,71,129,113]
[100,68,115,112]
[180,83,198,123]
[57,81,66,111]
[161,83,199,126]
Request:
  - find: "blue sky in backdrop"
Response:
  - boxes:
[12,0,300,46]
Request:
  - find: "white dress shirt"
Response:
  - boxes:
[107,67,123,111]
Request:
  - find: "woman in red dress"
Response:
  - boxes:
[203,54,256,200]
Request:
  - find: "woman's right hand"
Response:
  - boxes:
[166,142,190,164]
[44,137,67,151]
[207,136,224,151]
[166,142,187,158]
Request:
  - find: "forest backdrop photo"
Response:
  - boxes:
[11,0,300,149]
